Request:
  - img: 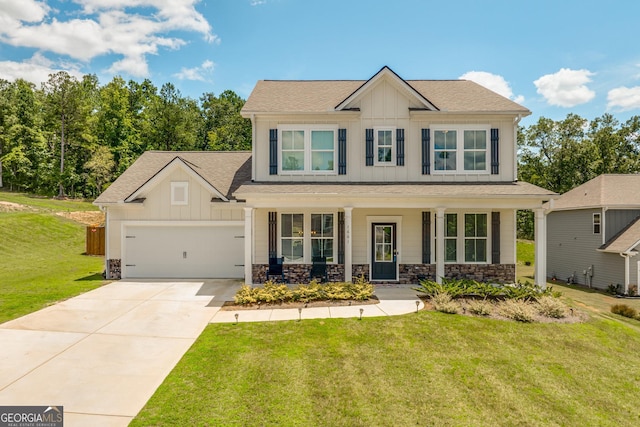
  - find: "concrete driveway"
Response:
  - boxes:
[0,280,240,427]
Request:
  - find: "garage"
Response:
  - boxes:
[122,224,244,279]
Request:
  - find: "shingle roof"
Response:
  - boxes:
[94,151,252,204]
[241,79,530,115]
[599,216,640,254]
[551,174,640,210]
[234,181,556,199]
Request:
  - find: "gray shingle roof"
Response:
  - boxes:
[241,79,530,115]
[94,151,252,204]
[599,216,640,254]
[234,181,556,199]
[551,174,640,210]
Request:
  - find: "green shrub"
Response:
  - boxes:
[431,292,459,314]
[499,299,536,323]
[467,299,492,316]
[234,284,258,305]
[611,304,638,319]
[536,296,566,318]
[256,281,291,303]
[346,275,375,300]
[291,281,324,303]
[415,278,553,301]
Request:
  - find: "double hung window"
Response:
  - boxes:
[593,213,601,234]
[433,126,489,173]
[280,126,337,173]
[439,212,488,263]
[281,214,304,262]
[311,214,334,262]
[375,128,395,164]
[280,213,335,263]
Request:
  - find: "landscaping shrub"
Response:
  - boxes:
[537,296,567,319]
[611,304,638,319]
[467,299,492,316]
[345,275,375,301]
[414,278,556,300]
[256,281,291,303]
[291,281,323,303]
[430,292,459,314]
[234,284,258,305]
[499,299,536,322]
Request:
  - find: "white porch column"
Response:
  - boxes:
[244,207,253,285]
[436,208,445,284]
[624,254,630,295]
[344,207,353,283]
[534,208,547,289]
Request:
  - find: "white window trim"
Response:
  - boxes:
[170,182,189,206]
[593,213,601,235]
[431,125,491,174]
[374,126,396,166]
[438,211,490,264]
[278,212,337,263]
[278,125,338,175]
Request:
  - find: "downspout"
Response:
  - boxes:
[513,114,522,182]
[250,114,256,181]
[602,207,608,246]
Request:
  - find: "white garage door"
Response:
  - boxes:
[123,225,244,279]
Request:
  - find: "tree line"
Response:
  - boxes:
[0,72,251,198]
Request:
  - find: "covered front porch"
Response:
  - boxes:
[236,182,556,287]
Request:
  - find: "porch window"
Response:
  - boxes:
[593,213,601,234]
[433,126,490,173]
[464,213,487,262]
[280,126,337,174]
[281,214,304,262]
[375,128,395,164]
[311,214,334,262]
[445,213,457,262]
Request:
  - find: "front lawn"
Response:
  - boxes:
[0,191,105,323]
[133,313,640,426]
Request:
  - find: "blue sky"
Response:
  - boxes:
[1,0,639,126]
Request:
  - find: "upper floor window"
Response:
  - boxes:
[433,126,489,173]
[593,213,601,234]
[280,125,337,174]
[375,128,395,165]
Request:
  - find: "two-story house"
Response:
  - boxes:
[95,67,556,286]
[547,174,640,294]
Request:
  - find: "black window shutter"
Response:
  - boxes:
[338,128,347,175]
[269,129,278,175]
[421,128,431,174]
[396,128,405,166]
[491,212,500,264]
[338,212,345,264]
[268,212,277,258]
[365,128,374,166]
[422,211,431,263]
[490,128,499,175]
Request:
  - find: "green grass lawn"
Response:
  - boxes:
[132,313,640,426]
[0,191,106,323]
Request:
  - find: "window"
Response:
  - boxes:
[280,126,336,173]
[171,182,188,205]
[593,213,601,234]
[433,126,489,173]
[375,128,395,164]
[312,214,334,262]
[445,213,457,262]
[464,214,487,262]
[281,214,304,262]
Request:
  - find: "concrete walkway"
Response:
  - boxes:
[0,281,422,427]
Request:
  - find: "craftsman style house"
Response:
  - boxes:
[95,66,555,286]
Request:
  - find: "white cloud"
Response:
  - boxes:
[459,71,525,104]
[250,0,267,5]
[533,68,596,107]
[174,60,215,81]
[0,0,217,77]
[0,53,83,84]
[607,86,640,111]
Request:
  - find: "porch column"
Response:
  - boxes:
[436,208,445,284]
[344,207,353,283]
[534,208,547,289]
[244,207,253,285]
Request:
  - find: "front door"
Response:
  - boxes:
[371,223,397,280]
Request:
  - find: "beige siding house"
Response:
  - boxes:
[95,66,556,285]
[547,174,640,294]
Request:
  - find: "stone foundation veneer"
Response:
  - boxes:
[107,259,122,280]
[251,263,515,284]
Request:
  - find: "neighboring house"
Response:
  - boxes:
[547,174,640,294]
[95,66,556,285]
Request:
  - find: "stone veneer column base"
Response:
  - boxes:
[107,259,121,280]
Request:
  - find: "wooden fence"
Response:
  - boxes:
[86,226,105,256]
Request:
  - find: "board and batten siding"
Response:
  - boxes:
[252,80,518,183]
[547,209,632,289]
[105,168,244,260]
[606,209,640,241]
